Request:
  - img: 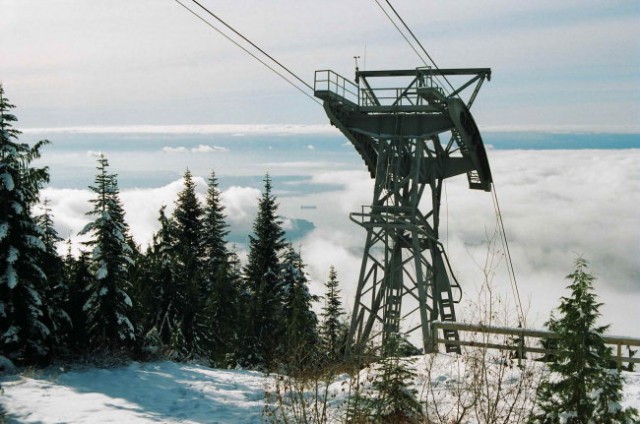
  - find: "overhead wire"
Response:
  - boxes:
[382,0,456,96]
[372,0,428,67]
[491,182,526,327]
[372,0,450,95]
[173,0,322,106]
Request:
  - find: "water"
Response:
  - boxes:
[20,130,638,190]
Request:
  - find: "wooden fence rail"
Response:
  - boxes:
[431,321,640,368]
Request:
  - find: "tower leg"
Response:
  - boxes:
[345,137,461,361]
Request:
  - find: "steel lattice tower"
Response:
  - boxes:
[314,67,493,358]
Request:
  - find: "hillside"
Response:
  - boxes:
[2,356,639,423]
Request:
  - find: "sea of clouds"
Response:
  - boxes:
[33,138,640,339]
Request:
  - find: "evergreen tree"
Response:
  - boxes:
[171,169,209,357]
[530,258,638,423]
[138,205,179,345]
[35,201,71,351]
[79,155,136,349]
[320,266,346,364]
[0,84,52,363]
[200,170,241,363]
[240,174,286,368]
[278,244,319,369]
[207,249,241,366]
[372,334,424,424]
[65,249,91,350]
[202,170,229,291]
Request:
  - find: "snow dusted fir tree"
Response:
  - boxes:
[530,257,638,423]
[65,250,91,349]
[171,169,210,357]
[240,174,286,368]
[201,171,241,363]
[202,170,230,292]
[35,200,71,351]
[79,155,136,349]
[278,244,319,370]
[139,205,179,345]
[0,84,53,363]
[371,333,424,424]
[320,266,346,364]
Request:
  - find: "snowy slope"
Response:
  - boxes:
[1,358,638,423]
[1,362,268,423]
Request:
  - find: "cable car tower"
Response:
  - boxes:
[314,67,492,358]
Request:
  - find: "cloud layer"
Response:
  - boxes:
[40,148,640,338]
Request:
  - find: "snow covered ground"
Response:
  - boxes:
[1,357,639,423]
[0,361,269,423]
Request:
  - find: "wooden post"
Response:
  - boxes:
[617,343,622,369]
[518,335,524,368]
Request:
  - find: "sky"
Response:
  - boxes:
[1,0,639,131]
[1,1,639,339]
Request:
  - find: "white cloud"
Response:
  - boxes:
[4,1,637,130]
[162,146,188,154]
[191,145,229,153]
[39,149,640,339]
[23,124,338,136]
[294,149,640,337]
[161,145,229,154]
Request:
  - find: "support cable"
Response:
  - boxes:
[372,0,428,68]
[382,0,457,96]
[187,0,314,92]
[491,182,526,327]
[173,0,321,106]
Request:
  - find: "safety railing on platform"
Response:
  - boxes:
[314,70,359,106]
[314,68,450,108]
[431,321,640,368]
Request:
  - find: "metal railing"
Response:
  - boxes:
[314,70,359,105]
[431,321,640,368]
[314,68,450,108]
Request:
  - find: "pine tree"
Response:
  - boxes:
[207,249,241,366]
[138,205,179,345]
[171,169,209,357]
[79,155,136,349]
[278,244,319,370]
[372,334,424,424]
[200,170,241,364]
[65,249,91,350]
[35,200,71,352]
[320,266,346,364]
[0,84,52,363]
[202,170,229,291]
[240,174,287,368]
[530,257,638,423]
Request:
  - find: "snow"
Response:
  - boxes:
[116,312,135,338]
[5,265,17,289]
[0,355,17,375]
[0,222,8,241]
[6,246,18,264]
[0,356,637,423]
[24,235,45,251]
[1,326,19,344]
[0,171,14,191]
[96,264,108,281]
[122,291,133,308]
[0,361,269,423]
[9,200,23,214]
